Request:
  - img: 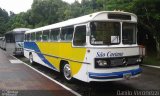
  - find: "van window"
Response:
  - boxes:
[24,34,27,41]
[5,33,15,43]
[50,29,60,41]
[36,32,42,41]
[73,25,86,46]
[31,33,35,41]
[61,27,74,41]
[42,30,50,41]
[27,33,30,41]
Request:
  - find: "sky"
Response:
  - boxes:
[0,0,33,14]
[0,0,80,14]
[63,0,78,4]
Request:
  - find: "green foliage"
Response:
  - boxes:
[131,0,160,56]
[144,56,160,66]
[31,0,66,27]
[131,0,160,34]
[0,8,9,36]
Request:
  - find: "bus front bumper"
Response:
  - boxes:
[88,68,142,80]
[13,51,24,56]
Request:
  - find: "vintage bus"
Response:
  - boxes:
[24,11,143,82]
[5,28,30,55]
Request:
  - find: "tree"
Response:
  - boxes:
[131,0,160,57]
[0,8,9,36]
[31,0,68,27]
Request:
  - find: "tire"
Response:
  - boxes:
[29,53,34,64]
[62,63,73,81]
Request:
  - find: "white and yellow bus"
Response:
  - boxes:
[24,11,143,82]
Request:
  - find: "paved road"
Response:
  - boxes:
[18,55,160,96]
[0,49,75,96]
[71,66,160,96]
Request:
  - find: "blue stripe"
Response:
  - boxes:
[24,42,56,70]
[89,68,142,79]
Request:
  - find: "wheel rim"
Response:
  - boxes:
[63,64,72,80]
[29,54,33,64]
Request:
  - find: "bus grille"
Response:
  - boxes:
[16,48,23,51]
[95,56,139,68]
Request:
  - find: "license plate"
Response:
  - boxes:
[123,73,132,80]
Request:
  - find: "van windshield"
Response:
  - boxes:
[90,22,120,45]
[15,34,24,42]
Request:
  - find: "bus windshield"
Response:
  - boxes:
[90,22,120,45]
[122,23,136,44]
[15,34,24,42]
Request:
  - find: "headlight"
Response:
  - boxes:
[96,60,108,67]
[137,57,142,63]
[95,59,110,68]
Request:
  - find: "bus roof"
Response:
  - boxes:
[5,28,31,35]
[25,11,137,34]
[13,28,31,32]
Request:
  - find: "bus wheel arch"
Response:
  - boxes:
[60,60,73,81]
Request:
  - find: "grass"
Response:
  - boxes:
[143,56,160,66]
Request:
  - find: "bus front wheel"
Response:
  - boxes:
[29,53,34,64]
[63,63,73,81]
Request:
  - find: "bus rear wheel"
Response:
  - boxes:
[63,63,73,81]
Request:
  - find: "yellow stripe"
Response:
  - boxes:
[36,42,86,76]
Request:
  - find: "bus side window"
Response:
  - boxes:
[50,29,60,41]
[31,33,35,41]
[36,32,42,41]
[61,27,74,41]
[73,25,86,46]
[42,30,49,41]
